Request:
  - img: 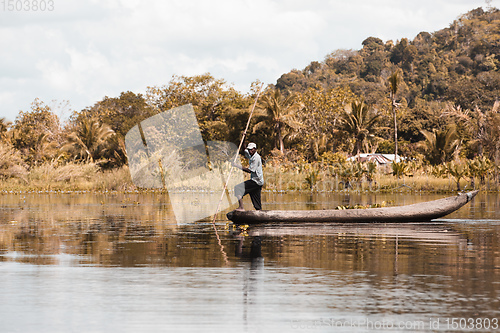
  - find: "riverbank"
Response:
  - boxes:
[1,161,498,193]
[0,163,135,193]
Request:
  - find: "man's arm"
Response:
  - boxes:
[231,160,251,174]
[231,146,252,173]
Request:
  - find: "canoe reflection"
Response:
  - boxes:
[230,222,481,278]
[231,222,473,278]
[246,223,467,245]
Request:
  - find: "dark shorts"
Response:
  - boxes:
[234,180,263,210]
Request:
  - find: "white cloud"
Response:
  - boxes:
[0,0,488,122]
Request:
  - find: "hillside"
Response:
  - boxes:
[275,7,500,144]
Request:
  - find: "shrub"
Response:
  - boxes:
[0,143,28,182]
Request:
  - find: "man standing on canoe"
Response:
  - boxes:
[232,142,264,211]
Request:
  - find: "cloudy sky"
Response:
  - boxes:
[0,0,490,122]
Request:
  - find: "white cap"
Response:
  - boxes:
[246,142,257,150]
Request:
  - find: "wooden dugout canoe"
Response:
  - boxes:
[226,191,478,225]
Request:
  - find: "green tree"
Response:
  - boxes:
[441,102,500,159]
[483,102,500,166]
[298,86,356,160]
[0,142,28,182]
[359,37,388,80]
[338,100,381,156]
[69,92,152,168]
[254,88,302,154]
[146,74,250,142]
[11,98,61,165]
[76,91,154,138]
[390,38,417,72]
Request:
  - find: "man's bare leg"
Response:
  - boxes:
[235,196,245,211]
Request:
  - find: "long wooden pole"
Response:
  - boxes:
[232,84,265,163]
[210,84,264,263]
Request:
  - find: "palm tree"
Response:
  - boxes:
[420,125,460,165]
[338,100,381,156]
[480,101,500,162]
[388,71,401,160]
[443,101,499,160]
[254,89,302,154]
[62,117,115,162]
[31,132,58,163]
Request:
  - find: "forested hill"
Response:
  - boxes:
[276,7,500,130]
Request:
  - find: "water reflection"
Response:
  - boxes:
[1,192,499,332]
[1,192,499,270]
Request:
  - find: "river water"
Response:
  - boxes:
[0,191,499,332]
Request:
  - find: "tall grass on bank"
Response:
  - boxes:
[0,161,135,192]
[28,161,99,190]
[0,153,498,193]
[93,166,137,191]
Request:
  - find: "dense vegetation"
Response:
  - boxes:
[1,7,499,191]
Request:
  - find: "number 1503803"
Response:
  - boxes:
[444,318,499,330]
[2,0,54,11]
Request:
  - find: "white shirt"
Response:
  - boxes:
[245,149,264,186]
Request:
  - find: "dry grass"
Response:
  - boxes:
[29,161,97,183]
[262,163,499,193]
[0,162,135,192]
[0,158,498,193]
[93,166,136,191]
